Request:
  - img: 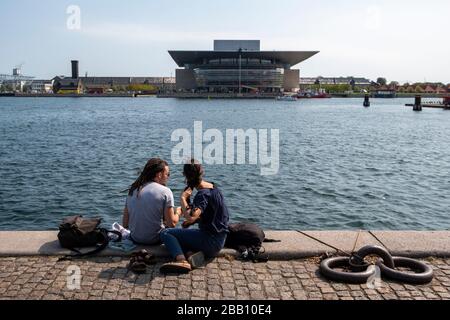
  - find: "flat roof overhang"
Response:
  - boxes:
[169,51,319,68]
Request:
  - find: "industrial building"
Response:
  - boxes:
[0,66,34,92]
[169,40,318,95]
[52,60,175,94]
[300,76,373,87]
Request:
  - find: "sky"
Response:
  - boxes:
[0,0,449,83]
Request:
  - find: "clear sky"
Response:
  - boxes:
[1,0,449,83]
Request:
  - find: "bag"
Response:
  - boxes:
[225,223,280,262]
[57,215,121,259]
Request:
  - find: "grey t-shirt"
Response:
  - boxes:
[126,182,174,245]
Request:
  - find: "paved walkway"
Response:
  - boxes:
[1,230,449,300]
[1,256,449,300]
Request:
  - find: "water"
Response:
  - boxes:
[0,97,449,231]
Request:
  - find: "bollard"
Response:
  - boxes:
[363,94,370,107]
[413,95,422,111]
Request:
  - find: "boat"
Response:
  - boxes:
[296,90,332,99]
[277,95,297,101]
[311,93,332,99]
[373,90,397,98]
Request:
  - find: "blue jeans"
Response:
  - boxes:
[160,228,227,259]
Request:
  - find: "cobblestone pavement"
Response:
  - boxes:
[0,256,449,300]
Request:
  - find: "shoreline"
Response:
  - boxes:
[0,93,446,99]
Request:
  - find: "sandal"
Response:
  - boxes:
[131,249,156,265]
[187,252,205,269]
[127,256,147,274]
[160,260,192,274]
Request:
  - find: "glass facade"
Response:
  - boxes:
[191,58,285,92]
[195,68,284,90]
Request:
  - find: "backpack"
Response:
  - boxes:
[225,223,280,262]
[57,215,121,260]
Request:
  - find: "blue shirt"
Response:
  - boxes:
[193,185,229,234]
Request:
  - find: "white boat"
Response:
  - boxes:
[276,95,297,101]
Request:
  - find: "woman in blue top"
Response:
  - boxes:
[160,159,230,273]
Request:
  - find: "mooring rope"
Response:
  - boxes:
[368,230,391,254]
[351,230,362,254]
[296,230,352,257]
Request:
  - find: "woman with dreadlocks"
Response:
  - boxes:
[159,159,230,274]
[122,158,181,245]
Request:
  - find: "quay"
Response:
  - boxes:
[0,230,449,300]
[157,92,278,99]
[405,95,450,110]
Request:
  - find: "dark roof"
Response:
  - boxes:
[169,51,319,67]
[83,77,131,86]
[57,78,82,88]
[81,77,176,86]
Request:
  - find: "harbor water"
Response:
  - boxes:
[0,97,449,231]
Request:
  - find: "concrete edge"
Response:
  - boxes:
[0,230,449,260]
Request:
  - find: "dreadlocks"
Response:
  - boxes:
[128,158,168,196]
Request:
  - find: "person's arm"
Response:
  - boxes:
[180,187,192,215]
[181,189,206,228]
[164,206,180,228]
[122,206,129,229]
[182,208,202,228]
[163,190,179,228]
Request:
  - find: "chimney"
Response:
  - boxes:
[71,60,79,79]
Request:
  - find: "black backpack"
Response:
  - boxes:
[57,215,121,260]
[225,223,280,262]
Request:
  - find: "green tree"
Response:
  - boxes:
[1,84,13,92]
[127,84,158,93]
[377,78,387,86]
[389,81,399,87]
[22,84,32,93]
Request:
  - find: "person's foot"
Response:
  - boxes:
[160,260,192,274]
[187,252,205,269]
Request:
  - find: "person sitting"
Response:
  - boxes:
[159,159,230,273]
[122,158,181,245]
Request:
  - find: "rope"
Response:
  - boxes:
[351,230,362,254]
[296,230,352,257]
[368,231,391,253]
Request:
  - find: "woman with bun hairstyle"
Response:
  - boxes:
[159,159,230,273]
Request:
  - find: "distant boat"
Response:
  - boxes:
[276,95,298,101]
[373,90,397,98]
[296,92,332,99]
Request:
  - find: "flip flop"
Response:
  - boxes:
[160,261,192,274]
[187,252,205,269]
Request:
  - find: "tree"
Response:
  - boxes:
[377,78,387,86]
[1,84,13,92]
[22,84,32,93]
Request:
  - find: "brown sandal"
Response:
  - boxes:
[127,256,147,274]
[160,260,192,274]
[131,249,156,265]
